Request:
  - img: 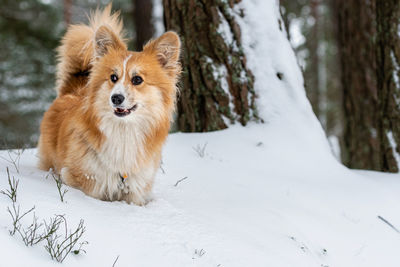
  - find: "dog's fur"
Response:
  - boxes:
[38,5,181,205]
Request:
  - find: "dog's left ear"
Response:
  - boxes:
[94,25,127,58]
[143,31,181,77]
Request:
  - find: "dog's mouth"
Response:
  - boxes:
[113,104,137,117]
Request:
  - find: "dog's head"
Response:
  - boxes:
[88,26,181,127]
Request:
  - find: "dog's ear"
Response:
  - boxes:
[143,31,181,77]
[94,25,126,58]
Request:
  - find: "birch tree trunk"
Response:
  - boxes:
[162,0,258,132]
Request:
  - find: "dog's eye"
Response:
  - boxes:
[110,74,118,83]
[131,75,143,85]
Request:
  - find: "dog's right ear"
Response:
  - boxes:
[94,25,126,58]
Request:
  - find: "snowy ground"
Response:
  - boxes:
[1,122,400,267]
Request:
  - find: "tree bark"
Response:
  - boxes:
[307,0,321,118]
[162,0,258,132]
[133,0,155,50]
[63,0,72,27]
[376,0,400,172]
[332,0,380,170]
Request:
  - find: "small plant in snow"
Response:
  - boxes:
[192,143,208,158]
[2,167,87,263]
[0,148,24,173]
[7,202,35,236]
[6,203,60,247]
[17,213,60,247]
[18,213,46,246]
[44,216,88,263]
[1,167,19,202]
[46,171,68,202]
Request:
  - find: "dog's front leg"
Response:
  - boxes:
[60,167,96,197]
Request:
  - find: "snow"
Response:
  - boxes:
[387,131,400,170]
[2,0,400,266]
[207,57,231,109]
[289,19,306,50]
[234,0,330,152]
[2,126,400,267]
[217,10,234,46]
[391,50,400,92]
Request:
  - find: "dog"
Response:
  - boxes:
[38,5,181,205]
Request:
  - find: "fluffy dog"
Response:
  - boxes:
[38,5,181,205]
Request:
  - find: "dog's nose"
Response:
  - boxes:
[111,94,125,105]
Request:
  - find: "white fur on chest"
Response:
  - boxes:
[81,118,157,203]
[98,119,146,172]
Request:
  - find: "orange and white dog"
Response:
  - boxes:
[38,6,181,205]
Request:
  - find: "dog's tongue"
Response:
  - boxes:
[116,108,128,113]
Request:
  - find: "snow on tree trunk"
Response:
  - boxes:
[376,0,400,172]
[162,0,258,132]
[237,0,329,151]
[161,0,330,155]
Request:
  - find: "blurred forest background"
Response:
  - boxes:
[0,0,162,149]
[1,0,400,173]
[0,0,341,146]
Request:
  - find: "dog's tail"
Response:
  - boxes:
[56,4,126,96]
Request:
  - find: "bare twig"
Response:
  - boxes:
[378,215,400,233]
[19,213,44,246]
[192,143,208,158]
[17,213,63,247]
[174,176,188,187]
[160,159,166,174]
[0,149,24,173]
[1,167,19,202]
[7,203,35,236]
[112,255,120,267]
[46,171,68,202]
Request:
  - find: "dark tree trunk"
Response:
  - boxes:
[63,0,72,27]
[333,0,381,170]
[376,0,400,172]
[133,0,155,50]
[279,0,291,41]
[162,0,258,132]
[306,0,321,118]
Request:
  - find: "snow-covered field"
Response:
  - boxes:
[1,123,400,267]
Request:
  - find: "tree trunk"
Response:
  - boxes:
[376,0,400,172]
[162,0,258,132]
[63,0,72,27]
[333,0,380,170]
[133,0,155,50]
[306,0,321,118]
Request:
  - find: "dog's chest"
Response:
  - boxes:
[98,122,146,173]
